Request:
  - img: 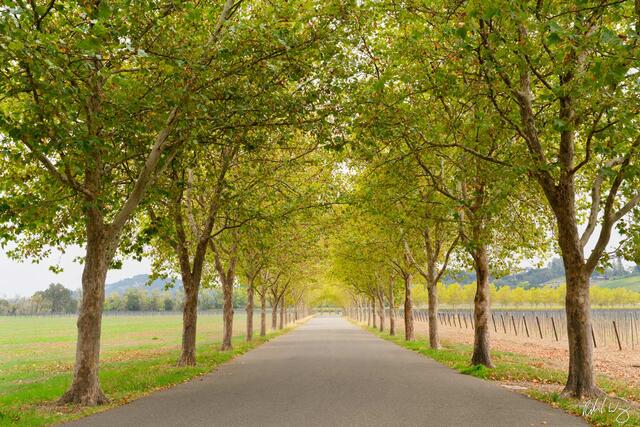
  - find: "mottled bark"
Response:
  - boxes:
[271,299,278,330]
[404,274,414,341]
[279,301,285,330]
[246,285,254,342]
[388,281,396,336]
[471,244,493,367]
[260,288,267,336]
[221,277,234,351]
[178,279,198,366]
[210,239,237,352]
[553,197,598,397]
[59,219,111,405]
[427,282,440,349]
[563,265,596,397]
[371,297,377,329]
[378,294,385,332]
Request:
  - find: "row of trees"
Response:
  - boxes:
[0,0,345,405]
[331,0,640,399]
[3,0,640,405]
[0,283,77,315]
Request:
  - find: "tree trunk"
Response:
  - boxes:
[371,298,377,329]
[178,279,198,366]
[279,301,284,330]
[271,299,278,330]
[562,265,597,397]
[246,285,254,342]
[378,295,385,332]
[367,303,371,326]
[388,283,396,336]
[260,290,267,337]
[220,277,234,351]
[404,274,414,341]
[59,224,111,405]
[471,244,493,367]
[427,282,441,349]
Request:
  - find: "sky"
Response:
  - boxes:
[0,245,152,297]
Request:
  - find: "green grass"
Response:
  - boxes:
[0,313,295,426]
[362,325,640,427]
[593,276,640,292]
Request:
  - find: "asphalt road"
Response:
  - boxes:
[67,316,586,426]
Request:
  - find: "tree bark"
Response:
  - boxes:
[279,301,285,330]
[260,288,267,336]
[220,277,234,351]
[378,294,385,332]
[59,221,111,405]
[210,239,237,352]
[367,302,371,326]
[178,279,198,366]
[271,298,278,330]
[371,297,377,329]
[563,265,597,397]
[555,208,599,397]
[471,244,493,367]
[246,285,254,342]
[427,282,441,349]
[388,281,396,336]
[404,273,414,341]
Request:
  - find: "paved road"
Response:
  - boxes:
[68,316,585,426]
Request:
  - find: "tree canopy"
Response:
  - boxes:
[2,0,640,404]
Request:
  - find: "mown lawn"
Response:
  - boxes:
[363,325,640,427]
[0,313,287,426]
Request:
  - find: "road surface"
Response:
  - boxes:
[67,316,585,426]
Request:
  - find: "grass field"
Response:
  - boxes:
[593,276,640,292]
[0,313,286,426]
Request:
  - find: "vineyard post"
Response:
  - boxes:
[501,314,507,334]
[492,314,497,333]
[591,324,597,348]
[551,317,558,341]
[522,315,529,338]
[536,316,543,339]
[511,316,517,337]
[613,321,622,351]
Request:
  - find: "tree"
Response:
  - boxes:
[446,0,640,397]
[34,283,77,313]
[0,0,245,405]
[124,289,142,311]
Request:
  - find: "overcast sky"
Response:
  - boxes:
[0,246,152,297]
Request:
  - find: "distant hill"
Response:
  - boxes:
[443,257,640,290]
[105,274,181,295]
[591,276,640,292]
[443,258,566,288]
